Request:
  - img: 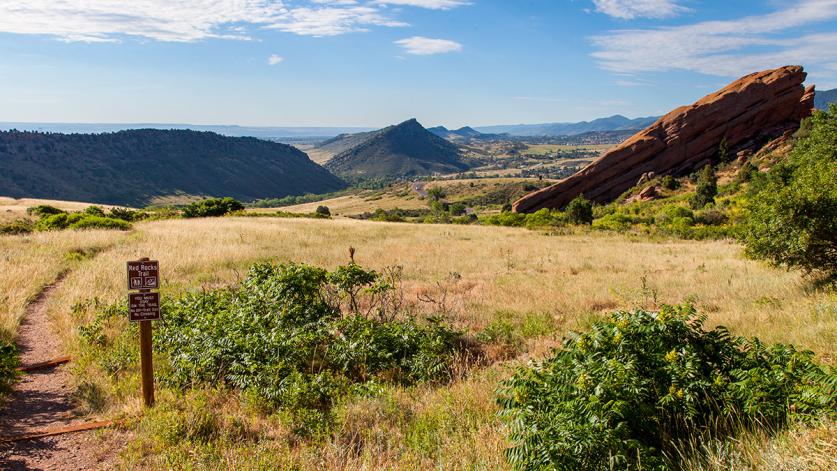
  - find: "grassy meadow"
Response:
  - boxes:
[1,213,834,469]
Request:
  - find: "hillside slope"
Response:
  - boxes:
[815,88,837,110]
[0,129,345,206]
[325,119,469,178]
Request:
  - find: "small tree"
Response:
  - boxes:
[426,187,446,202]
[718,137,731,163]
[743,105,837,278]
[690,165,717,209]
[565,195,593,225]
[661,175,680,190]
[315,205,331,218]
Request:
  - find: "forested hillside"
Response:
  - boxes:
[0,129,345,206]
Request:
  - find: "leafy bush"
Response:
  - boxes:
[83,205,106,217]
[654,204,694,226]
[736,162,758,183]
[182,197,244,218]
[152,262,464,433]
[35,212,130,231]
[0,341,18,393]
[690,165,718,209]
[108,207,147,222]
[26,204,65,217]
[498,304,836,470]
[743,104,837,279]
[565,195,593,225]
[592,212,634,232]
[661,175,680,190]
[68,215,131,231]
[315,205,331,217]
[0,218,34,235]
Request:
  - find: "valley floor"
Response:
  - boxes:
[1,216,834,469]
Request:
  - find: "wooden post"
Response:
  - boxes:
[139,319,154,407]
[129,256,157,408]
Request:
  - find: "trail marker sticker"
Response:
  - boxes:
[128,292,161,322]
[127,260,159,290]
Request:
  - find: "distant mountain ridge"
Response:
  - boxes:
[0,122,374,140]
[475,115,659,137]
[814,88,837,110]
[0,129,345,206]
[325,119,469,179]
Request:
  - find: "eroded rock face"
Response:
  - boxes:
[514,66,815,212]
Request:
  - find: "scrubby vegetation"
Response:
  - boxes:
[83,261,466,435]
[0,341,18,393]
[498,304,836,470]
[743,104,837,279]
[182,197,245,218]
[27,206,133,232]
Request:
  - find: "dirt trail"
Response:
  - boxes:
[0,274,120,470]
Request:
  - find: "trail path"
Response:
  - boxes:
[0,274,120,470]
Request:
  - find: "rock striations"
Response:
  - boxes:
[513,66,815,212]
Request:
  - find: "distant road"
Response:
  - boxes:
[412,182,428,198]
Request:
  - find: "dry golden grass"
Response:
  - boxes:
[275,192,426,216]
[0,197,125,224]
[0,229,129,343]
[3,215,834,468]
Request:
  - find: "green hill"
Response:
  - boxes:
[0,129,345,206]
[325,119,469,179]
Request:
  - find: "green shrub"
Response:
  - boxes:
[83,205,106,217]
[743,104,837,279]
[0,218,34,235]
[149,261,464,432]
[108,207,146,222]
[314,205,331,218]
[0,341,18,393]
[497,304,836,470]
[661,175,680,190]
[68,215,131,231]
[592,212,634,232]
[654,204,694,226]
[565,196,593,225]
[695,208,728,226]
[182,197,244,218]
[449,203,467,216]
[482,211,527,227]
[35,212,130,231]
[690,165,718,209]
[26,204,65,217]
[736,162,758,183]
[35,213,70,231]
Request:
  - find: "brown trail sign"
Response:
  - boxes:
[127,258,160,407]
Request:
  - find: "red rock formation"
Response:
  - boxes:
[514,66,815,213]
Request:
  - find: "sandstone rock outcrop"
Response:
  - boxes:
[513,66,815,213]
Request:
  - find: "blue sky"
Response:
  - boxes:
[0,0,836,128]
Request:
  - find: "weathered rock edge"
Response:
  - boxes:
[513,66,815,212]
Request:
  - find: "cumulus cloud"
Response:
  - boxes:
[0,0,467,42]
[268,54,284,65]
[591,0,690,20]
[591,0,837,78]
[395,36,462,55]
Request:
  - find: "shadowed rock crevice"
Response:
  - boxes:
[513,66,815,212]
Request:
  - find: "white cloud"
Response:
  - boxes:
[591,0,689,20]
[591,0,837,78]
[0,0,463,42]
[395,36,462,55]
[268,54,284,65]
[267,5,405,36]
[374,0,470,9]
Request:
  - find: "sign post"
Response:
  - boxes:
[127,258,160,407]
